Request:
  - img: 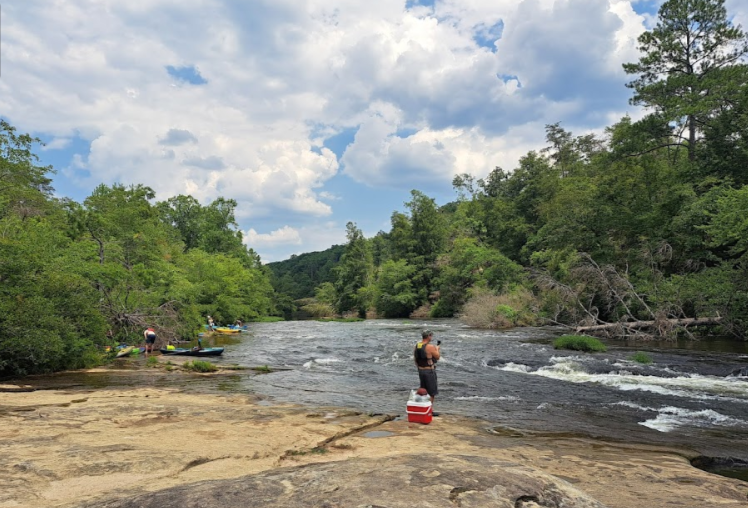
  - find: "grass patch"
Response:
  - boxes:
[251,365,272,373]
[630,351,653,364]
[553,335,607,352]
[316,317,364,322]
[182,360,219,373]
[330,443,353,450]
[145,356,159,368]
[222,364,248,371]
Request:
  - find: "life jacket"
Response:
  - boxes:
[414,342,433,368]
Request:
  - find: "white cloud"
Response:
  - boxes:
[245,222,346,263]
[244,226,302,248]
[41,138,72,151]
[2,0,747,260]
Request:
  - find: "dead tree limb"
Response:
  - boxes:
[576,316,723,334]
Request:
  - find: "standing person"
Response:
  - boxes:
[207,316,215,331]
[414,330,441,414]
[143,327,157,354]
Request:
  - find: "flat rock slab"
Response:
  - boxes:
[82,454,605,508]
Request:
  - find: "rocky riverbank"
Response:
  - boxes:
[1,364,747,508]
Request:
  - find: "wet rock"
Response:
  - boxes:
[729,366,748,378]
[82,454,605,508]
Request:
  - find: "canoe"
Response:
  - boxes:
[159,347,224,357]
[214,327,240,334]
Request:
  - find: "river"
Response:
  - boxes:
[219,319,748,466]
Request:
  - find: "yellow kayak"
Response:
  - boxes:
[214,327,241,334]
[115,346,134,358]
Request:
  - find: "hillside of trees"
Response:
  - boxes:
[270,0,748,341]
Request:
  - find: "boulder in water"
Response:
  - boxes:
[729,366,748,377]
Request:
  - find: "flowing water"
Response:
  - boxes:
[222,319,748,466]
[18,318,748,475]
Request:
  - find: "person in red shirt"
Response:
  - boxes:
[143,327,157,354]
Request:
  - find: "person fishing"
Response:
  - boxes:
[414,330,441,414]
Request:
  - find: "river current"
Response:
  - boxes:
[215,319,748,462]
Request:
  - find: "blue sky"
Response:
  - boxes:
[3,0,747,262]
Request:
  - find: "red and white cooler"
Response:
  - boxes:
[406,400,433,424]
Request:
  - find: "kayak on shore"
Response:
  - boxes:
[159,347,224,356]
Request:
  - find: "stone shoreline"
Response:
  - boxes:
[1,365,747,508]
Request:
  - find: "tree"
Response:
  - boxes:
[623,0,748,161]
[375,260,418,318]
[158,195,248,260]
[333,222,373,317]
[432,237,523,317]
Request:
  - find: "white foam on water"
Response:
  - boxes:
[497,357,748,402]
[455,395,520,402]
[303,357,342,369]
[498,362,532,373]
[314,357,342,364]
[613,401,657,412]
[639,407,743,433]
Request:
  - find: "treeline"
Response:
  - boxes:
[0,122,277,378]
[267,245,345,318]
[280,0,748,340]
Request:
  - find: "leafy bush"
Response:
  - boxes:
[496,304,518,321]
[630,351,653,364]
[553,335,607,352]
[146,356,159,367]
[183,360,218,372]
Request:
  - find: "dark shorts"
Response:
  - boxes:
[145,334,156,344]
[418,368,438,397]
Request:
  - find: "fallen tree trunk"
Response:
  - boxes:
[576,316,722,334]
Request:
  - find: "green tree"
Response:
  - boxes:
[432,237,523,317]
[375,259,418,317]
[333,222,373,317]
[158,195,248,261]
[623,0,748,161]
[0,123,107,377]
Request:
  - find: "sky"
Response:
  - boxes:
[2,0,747,262]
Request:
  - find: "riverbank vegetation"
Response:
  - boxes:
[0,121,278,378]
[269,0,748,342]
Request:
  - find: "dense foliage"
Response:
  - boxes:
[274,0,748,340]
[0,121,276,378]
